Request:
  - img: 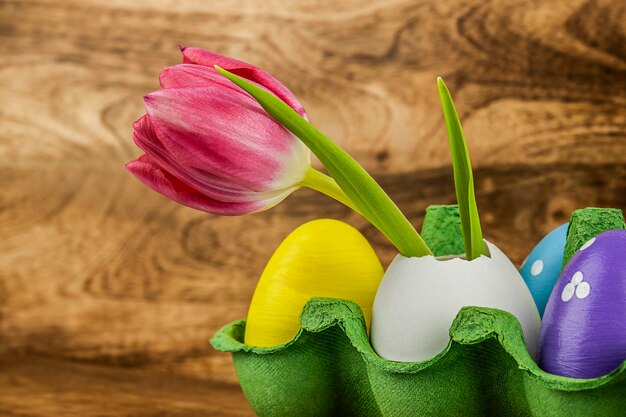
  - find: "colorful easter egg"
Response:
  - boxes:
[244,219,384,347]
[539,229,626,378]
[520,223,569,316]
[370,240,540,362]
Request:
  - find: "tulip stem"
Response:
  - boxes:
[302,167,363,216]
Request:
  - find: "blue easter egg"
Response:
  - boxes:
[520,223,569,316]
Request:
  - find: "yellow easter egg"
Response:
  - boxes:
[244,219,384,347]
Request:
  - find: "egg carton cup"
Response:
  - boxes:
[211,296,626,417]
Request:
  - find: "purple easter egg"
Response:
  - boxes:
[539,229,626,378]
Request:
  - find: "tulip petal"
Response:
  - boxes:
[179,46,306,117]
[143,87,309,191]
[132,115,289,202]
[126,154,272,215]
[159,64,243,93]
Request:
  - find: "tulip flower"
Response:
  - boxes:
[126,47,357,215]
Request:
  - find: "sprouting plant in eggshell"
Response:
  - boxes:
[222,69,540,361]
[369,79,540,362]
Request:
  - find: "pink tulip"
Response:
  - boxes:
[126,46,311,215]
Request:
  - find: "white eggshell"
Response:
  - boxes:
[370,240,540,362]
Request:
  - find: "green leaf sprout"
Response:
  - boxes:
[437,77,485,260]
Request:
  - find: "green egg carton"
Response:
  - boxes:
[211,207,626,416]
[213,299,626,417]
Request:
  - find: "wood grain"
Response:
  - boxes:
[0,354,253,417]
[1,0,625,415]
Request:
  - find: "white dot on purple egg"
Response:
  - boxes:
[531,259,544,276]
[576,281,590,299]
[561,283,575,302]
[571,271,584,285]
[580,237,596,251]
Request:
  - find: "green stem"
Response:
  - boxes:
[301,167,363,216]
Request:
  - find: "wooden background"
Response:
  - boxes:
[1,0,626,415]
